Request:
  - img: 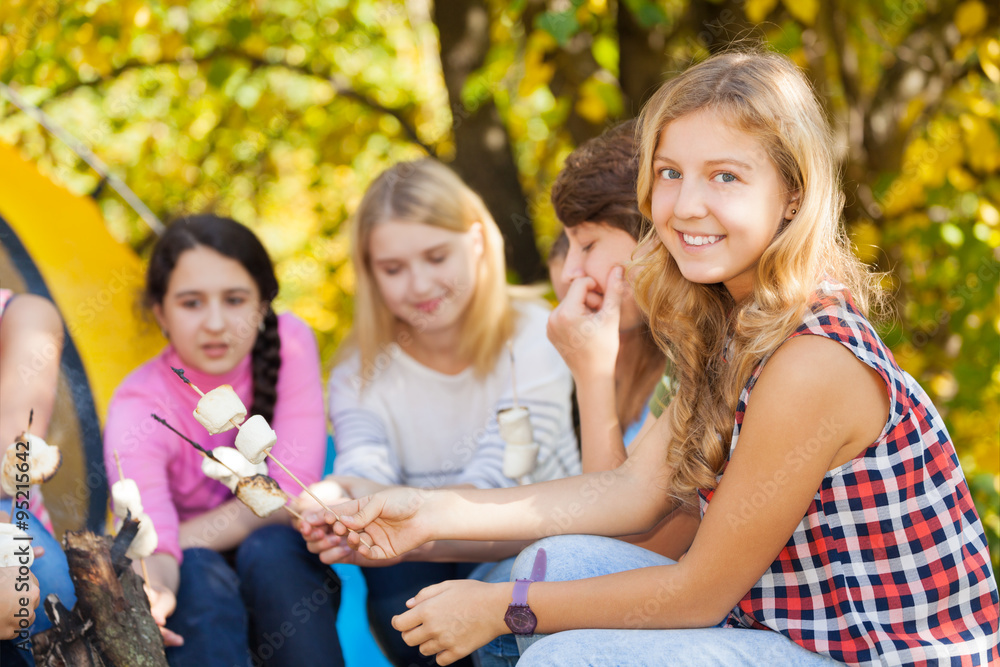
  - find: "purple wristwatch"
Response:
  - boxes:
[504,548,547,635]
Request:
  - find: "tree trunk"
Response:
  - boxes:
[617,2,668,115]
[433,0,544,282]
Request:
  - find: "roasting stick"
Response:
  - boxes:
[508,342,518,408]
[114,450,152,583]
[150,414,306,523]
[168,368,372,547]
[507,343,531,486]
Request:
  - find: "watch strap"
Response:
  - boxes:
[511,548,547,606]
[511,578,531,605]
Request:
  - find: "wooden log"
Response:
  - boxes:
[31,595,101,667]
[29,514,167,667]
[61,530,167,667]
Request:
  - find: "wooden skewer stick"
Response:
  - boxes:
[168,368,373,547]
[507,342,518,408]
[113,450,125,482]
[140,558,151,584]
[150,414,241,477]
[151,414,307,524]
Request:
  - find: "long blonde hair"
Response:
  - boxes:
[632,49,881,498]
[348,158,517,380]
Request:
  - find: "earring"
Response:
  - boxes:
[258,319,265,333]
[791,208,797,215]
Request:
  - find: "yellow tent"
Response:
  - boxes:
[0,141,164,535]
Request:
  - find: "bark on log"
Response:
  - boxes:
[31,521,166,667]
[63,530,166,667]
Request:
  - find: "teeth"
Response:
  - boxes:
[682,234,723,246]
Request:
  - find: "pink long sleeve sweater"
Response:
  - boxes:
[103,313,327,563]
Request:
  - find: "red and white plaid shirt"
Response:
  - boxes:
[701,282,999,665]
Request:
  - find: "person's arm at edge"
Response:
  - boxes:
[0,295,64,480]
[392,335,889,663]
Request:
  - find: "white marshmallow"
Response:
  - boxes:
[235,415,277,465]
[498,407,533,446]
[235,475,287,518]
[125,513,158,560]
[111,478,144,519]
[0,523,34,568]
[502,442,539,479]
[1,433,62,496]
[193,385,247,435]
[202,446,268,491]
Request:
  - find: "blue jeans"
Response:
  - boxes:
[0,499,77,634]
[469,558,519,667]
[165,525,344,667]
[237,525,345,667]
[164,547,249,667]
[511,536,840,666]
[363,561,478,667]
[0,640,35,667]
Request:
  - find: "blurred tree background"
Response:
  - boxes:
[1,0,997,575]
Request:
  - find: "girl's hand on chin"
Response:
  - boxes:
[547,266,624,381]
[393,579,510,666]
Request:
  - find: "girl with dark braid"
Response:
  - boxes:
[104,215,343,667]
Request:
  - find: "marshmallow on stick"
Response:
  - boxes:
[1,433,62,496]
[193,384,247,435]
[498,343,538,480]
[125,513,159,560]
[235,474,289,518]
[202,447,268,491]
[112,450,158,582]
[0,523,34,568]
[168,368,370,546]
[151,413,305,523]
[235,415,277,464]
[111,478,144,519]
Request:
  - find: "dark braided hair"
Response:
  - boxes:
[143,214,282,423]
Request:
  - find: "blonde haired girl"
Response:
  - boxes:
[314,159,580,666]
[317,52,998,666]
[350,158,517,382]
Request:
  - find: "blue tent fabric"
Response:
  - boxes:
[325,436,393,667]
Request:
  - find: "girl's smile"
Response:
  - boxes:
[650,108,797,301]
[368,220,483,338]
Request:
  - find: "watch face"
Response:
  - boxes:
[504,605,537,635]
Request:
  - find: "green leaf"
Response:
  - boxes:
[228,17,253,44]
[535,11,579,47]
[207,59,231,89]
